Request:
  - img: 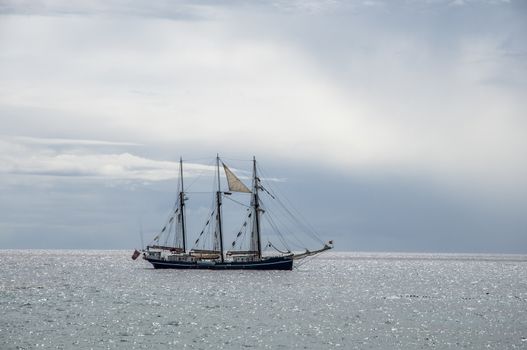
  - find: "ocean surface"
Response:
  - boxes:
[1,251,526,349]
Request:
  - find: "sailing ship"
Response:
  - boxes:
[132,155,332,270]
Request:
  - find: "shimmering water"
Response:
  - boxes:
[1,251,526,349]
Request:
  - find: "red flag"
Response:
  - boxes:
[131,249,141,260]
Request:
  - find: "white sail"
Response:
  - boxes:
[222,163,251,193]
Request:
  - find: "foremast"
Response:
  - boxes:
[251,156,263,260]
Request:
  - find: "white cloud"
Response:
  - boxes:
[11,136,141,146]
[0,137,215,181]
[0,0,525,198]
[0,136,274,185]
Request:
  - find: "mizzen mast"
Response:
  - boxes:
[252,156,263,260]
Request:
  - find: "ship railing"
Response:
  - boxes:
[189,249,221,259]
[147,245,185,253]
[226,250,259,256]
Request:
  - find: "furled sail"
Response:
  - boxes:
[222,163,251,193]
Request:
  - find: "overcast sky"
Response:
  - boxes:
[1,0,526,252]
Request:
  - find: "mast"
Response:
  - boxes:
[179,157,186,252]
[253,156,262,259]
[216,154,225,262]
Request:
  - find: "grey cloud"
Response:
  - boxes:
[1,0,525,252]
[0,0,516,19]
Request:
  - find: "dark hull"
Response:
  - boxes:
[145,256,293,270]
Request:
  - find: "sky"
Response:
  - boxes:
[0,0,526,252]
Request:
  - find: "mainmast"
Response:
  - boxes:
[179,157,186,252]
[216,154,225,262]
[252,156,262,259]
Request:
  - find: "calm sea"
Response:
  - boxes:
[1,250,526,349]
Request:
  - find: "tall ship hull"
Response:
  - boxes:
[144,256,293,270]
[132,155,332,271]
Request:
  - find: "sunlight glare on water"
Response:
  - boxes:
[1,250,526,349]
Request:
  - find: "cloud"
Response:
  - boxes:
[0,0,526,252]
[0,137,215,181]
[0,136,274,185]
[0,0,525,198]
[0,0,219,20]
[11,136,141,146]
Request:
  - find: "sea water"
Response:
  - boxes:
[1,250,526,349]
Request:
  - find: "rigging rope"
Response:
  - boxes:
[223,195,251,208]
[260,200,306,250]
[260,202,295,250]
[184,158,216,192]
[229,209,251,250]
[267,240,291,254]
[257,164,325,245]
